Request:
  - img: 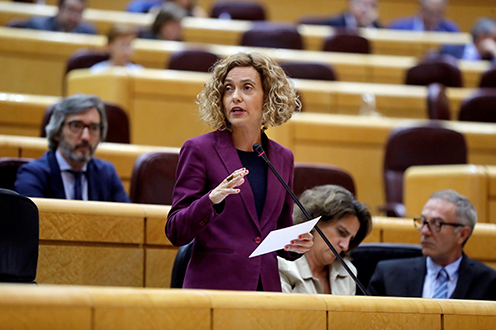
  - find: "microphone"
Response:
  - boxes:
[253,143,369,295]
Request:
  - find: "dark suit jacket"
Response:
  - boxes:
[15,151,130,203]
[367,254,496,300]
[24,16,97,34]
[166,130,297,292]
[325,12,381,28]
[387,16,459,32]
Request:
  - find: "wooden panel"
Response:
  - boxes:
[209,291,326,330]
[0,285,92,330]
[145,248,178,289]
[404,165,489,222]
[438,299,496,330]
[91,289,211,330]
[37,245,144,286]
[143,204,172,246]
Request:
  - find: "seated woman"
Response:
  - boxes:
[138,2,187,41]
[278,185,372,294]
[90,24,143,73]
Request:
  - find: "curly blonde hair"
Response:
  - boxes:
[197,52,301,131]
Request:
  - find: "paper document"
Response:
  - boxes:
[249,217,320,258]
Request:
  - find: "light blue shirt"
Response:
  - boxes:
[56,150,88,200]
[90,60,143,74]
[422,256,462,299]
[461,43,481,61]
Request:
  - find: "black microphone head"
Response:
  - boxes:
[253,143,263,154]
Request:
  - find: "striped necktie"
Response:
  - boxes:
[433,268,449,299]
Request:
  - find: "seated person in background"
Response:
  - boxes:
[24,0,97,34]
[388,0,459,32]
[325,0,381,29]
[442,17,496,61]
[368,190,496,300]
[279,185,372,294]
[15,94,130,203]
[90,24,143,73]
[127,0,207,17]
[138,2,187,41]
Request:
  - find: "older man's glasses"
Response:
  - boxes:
[64,121,101,136]
[413,217,465,233]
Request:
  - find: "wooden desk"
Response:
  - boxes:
[1,283,495,330]
[0,24,487,97]
[34,198,174,288]
[0,134,180,193]
[268,113,496,215]
[0,2,474,58]
[66,68,472,146]
[33,0,496,32]
[404,165,496,224]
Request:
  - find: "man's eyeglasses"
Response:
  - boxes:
[64,121,101,136]
[413,217,465,233]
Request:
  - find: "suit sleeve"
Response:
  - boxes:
[166,139,217,246]
[367,261,387,296]
[14,163,48,198]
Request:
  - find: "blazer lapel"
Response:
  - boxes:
[451,253,471,299]
[86,159,99,201]
[213,131,259,229]
[405,257,426,297]
[47,152,67,199]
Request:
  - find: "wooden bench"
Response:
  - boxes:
[0,134,180,192]
[404,165,496,224]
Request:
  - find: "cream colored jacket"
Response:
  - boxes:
[278,255,357,295]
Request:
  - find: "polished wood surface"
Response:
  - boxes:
[1,284,495,330]
[404,165,496,223]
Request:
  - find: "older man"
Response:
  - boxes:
[15,94,129,203]
[368,190,496,300]
[325,0,381,29]
[388,0,459,32]
[25,0,96,34]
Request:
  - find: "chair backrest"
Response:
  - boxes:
[280,62,338,81]
[458,88,496,123]
[40,102,131,144]
[0,158,33,191]
[383,123,467,207]
[350,243,423,295]
[426,83,450,120]
[129,151,179,205]
[479,65,496,88]
[405,54,463,88]
[294,162,356,197]
[210,1,266,21]
[170,240,194,288]
[65,48,110,75]
[0,188,39,283]
[240,22,303,50]
[167,49,220,72]
[322,33,371,54]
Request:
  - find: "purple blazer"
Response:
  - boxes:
[166,130,297,291]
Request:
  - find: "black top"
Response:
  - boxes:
[237,149,267,220]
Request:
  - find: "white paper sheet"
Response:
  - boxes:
[249,216,320,258]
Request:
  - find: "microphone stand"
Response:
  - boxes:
[253,143,369,295]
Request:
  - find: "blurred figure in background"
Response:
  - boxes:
[388,0,459,32]
[325,0,381,29]
[138,2,187,41]
[91,24,143,73]
[278,185,372,294]
[25,0,97,34]
[127,0,207,17]
[442,17,496,61]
